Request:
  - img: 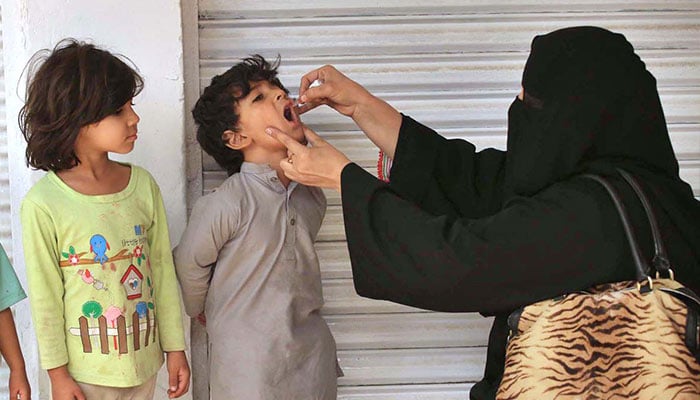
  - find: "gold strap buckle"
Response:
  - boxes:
[655,268,675,280]
[636,276,654,292]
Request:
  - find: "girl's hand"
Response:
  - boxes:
[296,65,374,118]
[9,368,30,400]
[166,351,190,398]
[266,125,351,192]
[48,366,85,400]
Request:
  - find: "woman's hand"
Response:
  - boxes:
[267,125,351,192]
[296,65,374,118]
[297,65,402,159]
[166,351,190,398]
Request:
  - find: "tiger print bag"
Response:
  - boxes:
[497,169,700,400]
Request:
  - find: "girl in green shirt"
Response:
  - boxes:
[19,39,190,400]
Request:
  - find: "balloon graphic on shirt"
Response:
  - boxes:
[136,301,148,318]
[90,234,110,264]
[104,306,122,324]
[82,301,103,319]
[104,306,123,350]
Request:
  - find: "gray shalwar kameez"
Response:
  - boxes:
[174,162,338,400]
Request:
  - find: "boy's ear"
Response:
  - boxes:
[223,129,250,150]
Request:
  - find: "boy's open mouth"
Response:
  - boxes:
[283,105,294,122]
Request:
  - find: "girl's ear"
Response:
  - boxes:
[223,130,251,150]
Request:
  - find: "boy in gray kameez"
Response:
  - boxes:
[174,55,338,399]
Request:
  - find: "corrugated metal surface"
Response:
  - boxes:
[0,8,13,398]
[195,1,700,398]
[0,10,11,258]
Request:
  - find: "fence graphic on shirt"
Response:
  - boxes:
[71,300,156,354]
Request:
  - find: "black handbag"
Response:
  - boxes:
[496,169,700,399]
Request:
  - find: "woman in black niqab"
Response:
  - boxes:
[269,26,700,400]
[346,26,700,400]
[465,25,700,399]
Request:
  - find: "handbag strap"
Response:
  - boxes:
[582,169,670,282]
[616,169,672,276]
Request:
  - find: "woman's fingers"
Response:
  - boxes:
[269,123,349,192]
[301,124,323,146]
[295,99,323,115]
[299,68,322,97]
[299,65,335,96]
[300,82,334,105]
[266,127,308,154]
[279,158,300,179]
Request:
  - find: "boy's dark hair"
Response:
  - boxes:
[19,39,144,172]
[192,54,288,176]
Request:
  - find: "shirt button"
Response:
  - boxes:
[270,177,278,182]
[290,218,296,226]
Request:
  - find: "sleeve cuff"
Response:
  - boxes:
[341,163,385,207]
[339,163,391,300]
[387,114,445,203]
[162,344,187,352]
[377,150,392,182]
[41,354,69,371]
[0,290,27,311]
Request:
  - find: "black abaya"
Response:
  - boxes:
[340,26,700,400]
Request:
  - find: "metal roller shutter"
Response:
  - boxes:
[0,11,11,261]
[0,9,14,398]
[192,1,700,398]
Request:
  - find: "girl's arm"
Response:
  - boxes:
[146,179,190,398]
[20,199,71,370]
[47,365,86,400]
[0,308,30,400]
[145,181,186,353]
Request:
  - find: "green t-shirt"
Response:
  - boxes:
[0,243,27,311]
[21,165,185,387]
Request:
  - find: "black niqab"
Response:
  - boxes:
[504,26,700,272]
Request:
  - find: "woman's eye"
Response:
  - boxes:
[253,94,263,102]
[114,108,123,115]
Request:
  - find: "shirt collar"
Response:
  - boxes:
[239,161,299,194]
[240,161,276,175]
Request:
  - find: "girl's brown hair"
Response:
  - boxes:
[19,39,143,171]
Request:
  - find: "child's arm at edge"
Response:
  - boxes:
[0,308,31,400]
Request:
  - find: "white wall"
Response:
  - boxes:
[1,1,188,398]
